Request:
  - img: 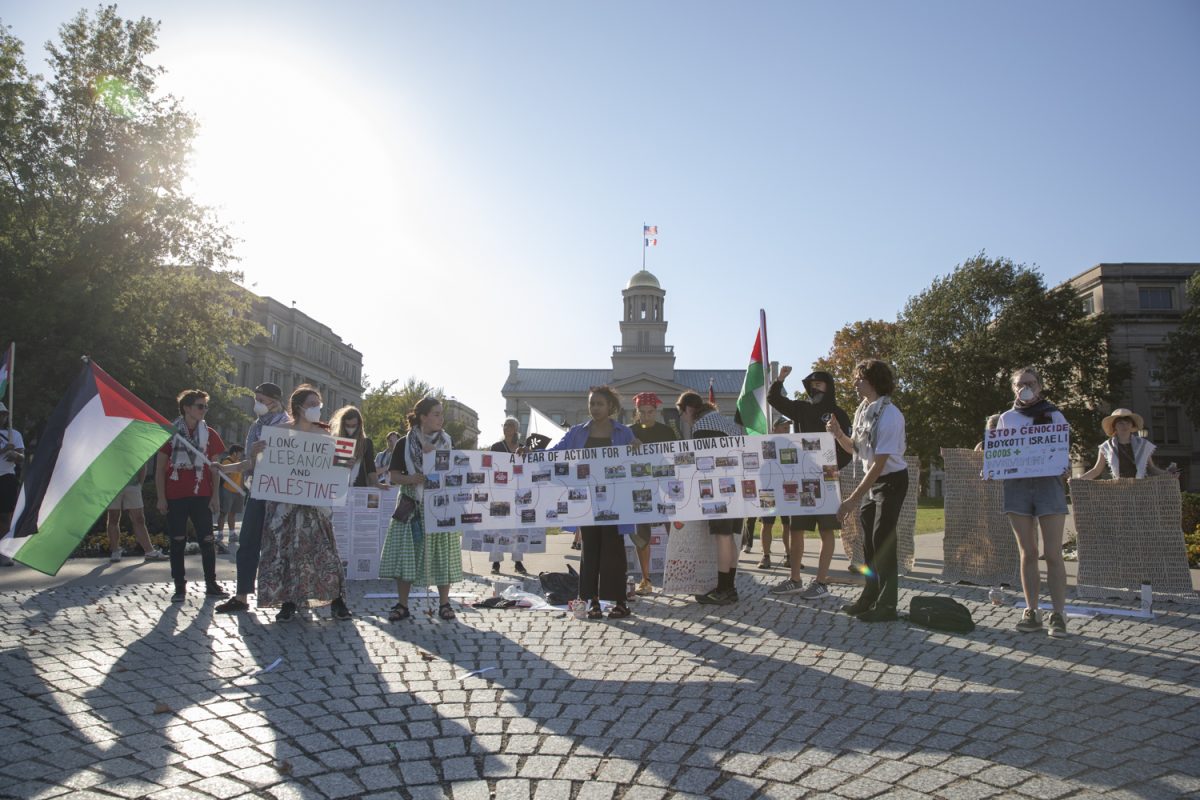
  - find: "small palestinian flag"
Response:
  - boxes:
[0,360,172,575]
[332,436,357,468]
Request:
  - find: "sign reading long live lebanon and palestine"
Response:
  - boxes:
[421,433,840,532]
[981,422,1070,480]
[252,426,357,507]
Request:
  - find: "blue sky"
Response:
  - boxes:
[3,1,1198,437]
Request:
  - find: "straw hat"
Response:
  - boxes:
[1101,408,1144,437]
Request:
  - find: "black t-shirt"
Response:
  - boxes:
[388,440,411,475]
[630,421,676,444]
[1116,441,1138,478]
[352,437,377,487]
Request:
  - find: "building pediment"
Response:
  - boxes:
[609,372,689,395]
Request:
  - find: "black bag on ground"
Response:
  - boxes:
[908,596,975,633]
[539,564,579,605]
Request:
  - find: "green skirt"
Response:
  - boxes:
[379,508,463,586]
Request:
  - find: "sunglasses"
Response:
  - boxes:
[191,403,209,410]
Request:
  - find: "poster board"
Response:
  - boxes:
[252,426,357,507]
[982,422,1070,480]
[331,486,398,580]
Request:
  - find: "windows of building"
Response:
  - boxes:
[1080,293,1095,315]
[270,322,280,343]
[1138,286,1175,310]
[1150,406,1181,445]
[1145,348,1165,388]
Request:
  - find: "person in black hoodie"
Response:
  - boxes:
[766,367,853,599]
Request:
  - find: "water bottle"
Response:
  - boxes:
[626,574,637,600]
[988,586,1004,606]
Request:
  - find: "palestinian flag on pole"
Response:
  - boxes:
[734,310,770,435]
[0,359,172,575]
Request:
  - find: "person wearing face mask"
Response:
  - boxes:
[380,395,464,622]
[216,382,289,614]
[330,406,377,488]
[628,392,677,595]
[375,431,401,486]
[1078,409,1175,480]
[767,367,853,599]
[255,385,351,622]
[155,389,229,603]
[992,367,1070,638]
[0,401,25,567]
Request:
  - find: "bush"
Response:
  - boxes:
[1187,525,1200,569]
[1183,492,1200,537]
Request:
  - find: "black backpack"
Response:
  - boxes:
[908,596,975,633]
[539,564,580,605]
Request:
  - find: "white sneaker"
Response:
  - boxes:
[143,549,166,561]
[110,550,122,562]
[799,580,829,599]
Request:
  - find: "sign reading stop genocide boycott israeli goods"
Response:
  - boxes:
[252,426,358,507]
[420,433,840,532]
[981,422,1070,480]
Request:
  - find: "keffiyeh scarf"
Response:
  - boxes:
[169,416,209,495]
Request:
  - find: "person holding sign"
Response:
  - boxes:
[629,392,676,595]
[256,386,352,622]
[1078,408,1175,480]
[490,417,529,576]
[380,395,462,622]
[993,367,1070,637]
[827,360,907,623]
[677,390,744,606]
[553,386,638,619]
[331,406,377,488]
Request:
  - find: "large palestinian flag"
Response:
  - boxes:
[734,310,770,435]
[0,360,172,575]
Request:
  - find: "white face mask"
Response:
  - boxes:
[253,401,269,417]
[304,405,322,423]
[1018,387,1036,403]
[345,424,359,435]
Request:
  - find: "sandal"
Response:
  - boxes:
[438,603,456,621]
[586,603,603,620]
[607,604,633,619]
[388,603,410,622]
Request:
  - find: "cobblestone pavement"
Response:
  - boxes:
[1,568,1199,800]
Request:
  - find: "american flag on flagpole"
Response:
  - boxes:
[332,436,357,468]
[643,225,658,236]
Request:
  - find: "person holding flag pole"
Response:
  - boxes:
[0,343,21,567]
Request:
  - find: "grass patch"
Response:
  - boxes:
[915,504,944,535]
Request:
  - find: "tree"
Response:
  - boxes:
[361,377,479,454]
[0,7,258,434]
[810,319,902,413]
[893,253,1126,470]
[1161,272,1200,427]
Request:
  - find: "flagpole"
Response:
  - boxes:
[642,221,646,270]
[759,309,770,426]
[6,343,13,443]
[170,432,247,495]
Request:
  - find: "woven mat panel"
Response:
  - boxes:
[941,449,1021,586]
[1068,475,1197,602]
[838,456,919,574]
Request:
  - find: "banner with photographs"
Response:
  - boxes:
[981,422,1070,480]
[461,528,548,559]
[420,433,840,532]
[252,425,358,507]
[330,486,398,580]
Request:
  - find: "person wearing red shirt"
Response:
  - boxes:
[155,389,229,603]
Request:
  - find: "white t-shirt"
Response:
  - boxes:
[0,429,24,477]
[853,401,906,475]
[996,408,1069,433]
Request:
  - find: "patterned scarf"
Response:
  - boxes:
[406,427,451,500]
[851,395,893,463]
[169,416,209,495]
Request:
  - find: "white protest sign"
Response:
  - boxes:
[981,422,1070,480]
[421,433,840,532]
[252,425,357,507]
[331,487,398,579]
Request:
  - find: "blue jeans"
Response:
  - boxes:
[236,497,267,596]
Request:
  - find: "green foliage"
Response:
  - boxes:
[1161,273,1200,428]
[892,253,1126,470]
[810,319,901,414]
[1185,525,1200,570]
[0,7,259,433]
[1182,492,1200,538]
[361,377,479,453]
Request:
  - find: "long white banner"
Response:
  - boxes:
[981,422,1070,480]
[421,433,840,532]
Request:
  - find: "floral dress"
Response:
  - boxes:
[257,501,346,608]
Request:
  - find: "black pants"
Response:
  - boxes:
[578,525,626,603]
[166,495,217,587]
[857,469,908,610]
[235,497,267,596]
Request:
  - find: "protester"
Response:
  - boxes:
[677,390,743,605]
[973,414,1002,451]
[1078,408,1175,480]
[827,360,907,623]
[768,367,853,598]
[380,396,463,622]
[489,417,528,576]
[331,406,377,488]
[992,367,1070,637]
[752,418,796,571]
[155,389,228,602]
[0,402,25,567]
[256,385,351,622]
[628,392,676,594]
[106,459,163,561]
[215,383,289,614]
[554,386,638,619]
[375,430,401,486]
[215,444,245,552]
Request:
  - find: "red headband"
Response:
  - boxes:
[633,392,663,407]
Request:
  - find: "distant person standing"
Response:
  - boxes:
[750,417,796,570]
[216,383,289,614]
[489,417,528,576]
[375,431,401,486]
[1078,408,1176,480]
[0,402,25,567]
[331,406,377,487]
[106,459,163,562]
[155,389,228,603]
[215,444,245,552]
[628,392,676,594]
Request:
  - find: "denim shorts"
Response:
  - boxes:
[1002,476,1067,517]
